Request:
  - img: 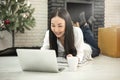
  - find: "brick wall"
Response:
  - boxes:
[105,0,120,27]
[15,0,48,47]
[1,0,120,50]
[0,31,12,50]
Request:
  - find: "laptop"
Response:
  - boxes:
[16,49,65,73]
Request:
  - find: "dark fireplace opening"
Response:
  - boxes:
[67,2,93,23]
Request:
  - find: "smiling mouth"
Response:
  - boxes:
[56,33,61,35]
[54,32,61,35]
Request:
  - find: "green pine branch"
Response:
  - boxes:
[0,0,35,33]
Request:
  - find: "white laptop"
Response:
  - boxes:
[16,49,65,73]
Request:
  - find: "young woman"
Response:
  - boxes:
[41,8,99,63]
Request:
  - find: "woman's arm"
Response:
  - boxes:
[73,27,85,63]
[40,31,50,50]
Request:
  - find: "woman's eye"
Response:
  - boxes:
[58,26,62,27]
[51,25,55,27]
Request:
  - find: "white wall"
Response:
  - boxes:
[105,0,120,27]
[15,0,48,47]
[1,0,120,50]
[0,31,12,50]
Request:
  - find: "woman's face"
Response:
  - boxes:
[51,16,66,38]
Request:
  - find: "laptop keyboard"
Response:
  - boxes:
[57,57,68,67]
[57,57,67,63]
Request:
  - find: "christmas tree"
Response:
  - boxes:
[0,0,35,33]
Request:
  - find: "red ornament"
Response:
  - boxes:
[4,19,10,25]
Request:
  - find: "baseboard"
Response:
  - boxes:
[0,47,41,56]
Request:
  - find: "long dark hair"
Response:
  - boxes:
[49,8,77,57]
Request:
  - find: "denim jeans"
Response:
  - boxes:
[80,24,100,58]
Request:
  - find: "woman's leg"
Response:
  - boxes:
[91,46,100,57]
[80,23,100,57]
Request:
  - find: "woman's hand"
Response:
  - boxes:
[67,54,73,57]
[67,54,80,63]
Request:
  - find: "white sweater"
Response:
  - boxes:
[41,27,92,63]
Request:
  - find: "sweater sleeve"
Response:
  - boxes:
[73,27,85,62]
[40,31,50,50]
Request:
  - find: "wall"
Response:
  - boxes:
[0,31,12,50]
[105,0,120,27]
[15,0,48,47]
[1,0,120,50]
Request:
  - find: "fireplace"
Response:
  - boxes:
[48,0,105,41]
[66,1,93,23]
